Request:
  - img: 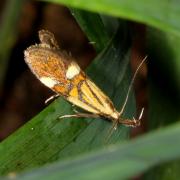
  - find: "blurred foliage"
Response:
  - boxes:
[0,0,26,90]
[0,0,180,179]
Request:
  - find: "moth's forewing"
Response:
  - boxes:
[24,31,119,121]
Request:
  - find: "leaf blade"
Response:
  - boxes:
[0,24,134,174]
[6,120,180,180]
[44,0,180,37]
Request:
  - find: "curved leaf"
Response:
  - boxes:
[0,24,134,175]
[5,120,180,180]
[45,0,180,37]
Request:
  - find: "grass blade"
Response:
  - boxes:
[0,25,134,175]
[45,0,180,37]
[5,120,180,180]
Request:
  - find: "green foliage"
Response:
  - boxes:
[7,121,180,180]
[0,0,180,179]
[48,0,180,37]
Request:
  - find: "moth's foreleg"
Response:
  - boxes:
[45,94,59,104]
[59,113,100,119]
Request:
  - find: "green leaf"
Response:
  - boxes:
[5,120,180,180]
[44,0,180,37]
[70,9,110,52]
[0,23,135,175]
[143,27,180,179]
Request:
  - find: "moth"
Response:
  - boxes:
[24,30,145,129]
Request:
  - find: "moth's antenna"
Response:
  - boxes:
[119,56,147,115]
[104,121,118,144]
[138,107,144,120]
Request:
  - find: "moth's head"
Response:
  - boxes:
[38,29,59,49]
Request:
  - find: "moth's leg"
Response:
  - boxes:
[45,94,59,104]
[118,119,140,127]
[118,107,144,127]
[105,108,144,142]
[59,113,100,119]
[71,106,90,115]
[71,106,79,114]
[104,121,118,143]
